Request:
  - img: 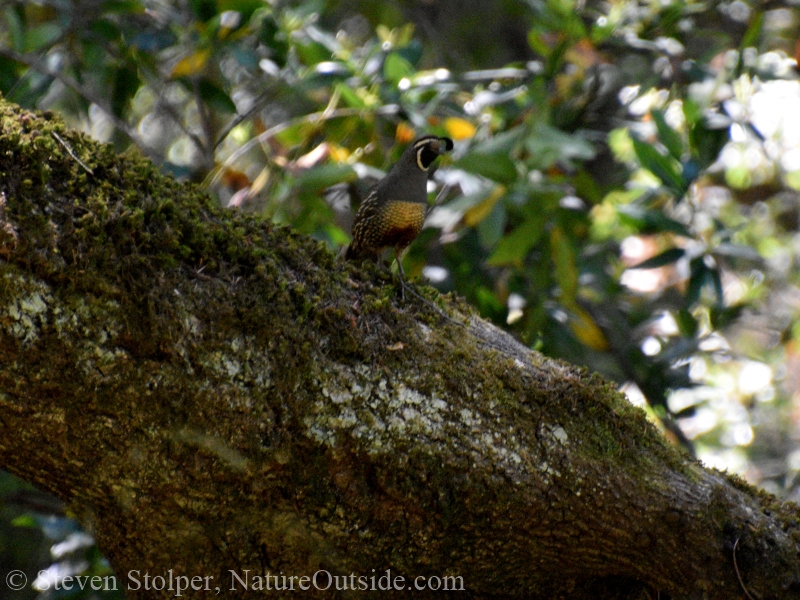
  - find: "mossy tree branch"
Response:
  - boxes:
[0,98,798,599]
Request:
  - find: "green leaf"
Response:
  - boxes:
[685,257,707,307]
[198,79,236,113]
[616,205,691,237]
[551,226,577,301]
[712,243,762,262]
[525,124,595,170]
[690,122,730,171]
[112,65,140,117]
[487,214,544,267]
[218,0,263,19]
[11,514,37,528]
[295,41,330,66]
[740,11,764,50]
[651,110,683,161]
[683,97,701,127]
[103,0,147,12]
[630,247,685,269]
[295,164,356,192]
[2,7,24,52]
[632,137,686,196]
[709,265,723,307]
[710,304,745,329]
[383,52,414,83]
[335,82,365,108]
[469,126,526,155]
[463,186,505,227]
[453,152,518,184]
[274,121,314,147]
[477,200,506,248]
[673,404,699,419]
[24,22,62,52]
[0,56,21,91]
[675,309,698,337]
[528,31,551,58]
[396,39,423,67]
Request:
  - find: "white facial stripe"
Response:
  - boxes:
[416,147,429,171]
[413,137,438,150]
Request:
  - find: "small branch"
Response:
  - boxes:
[207,105,400,189]
[0,47,166,165]
[52,132,94,175]
[429,183,452,214]
[192,78,215,170]
[733,538,755,600]
[213,85,276,151]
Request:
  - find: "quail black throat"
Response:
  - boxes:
[345,135,454,299]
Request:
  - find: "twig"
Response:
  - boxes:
[213,85,277,151]
[425,183,452,219]
[207,105,400,189]
[0,47,166,164]
[733,538,755,600]
[52,132,94,175]
[192,77,215,169]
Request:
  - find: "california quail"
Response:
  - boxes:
[345,135,453,298]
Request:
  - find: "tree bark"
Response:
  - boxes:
[0,98,798,599]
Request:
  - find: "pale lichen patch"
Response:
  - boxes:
[304,363,546,483]
[1,273,52,343]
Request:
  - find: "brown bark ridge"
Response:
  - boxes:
[0,97,799,599]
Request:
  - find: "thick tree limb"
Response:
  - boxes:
[1,98,799,599]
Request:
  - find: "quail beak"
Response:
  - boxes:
[438,137,454,154]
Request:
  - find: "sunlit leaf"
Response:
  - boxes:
[463,185,506,227]
[444,117,476,141]
[170,48,212,78]
[651,110,683,161]
[328,143,350,163]
[396,122,415,143]
[274,122,314,147]
[632,137,686,197]
[249,168,270,195]
[683,97,701,127]
[740,11,763,50]
[11,514,37,528]
[567,304,609,351]
[394,23,415,47]
[384,52,414,83]
[335,83,366,108]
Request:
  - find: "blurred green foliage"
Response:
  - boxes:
[2,0,800,592]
